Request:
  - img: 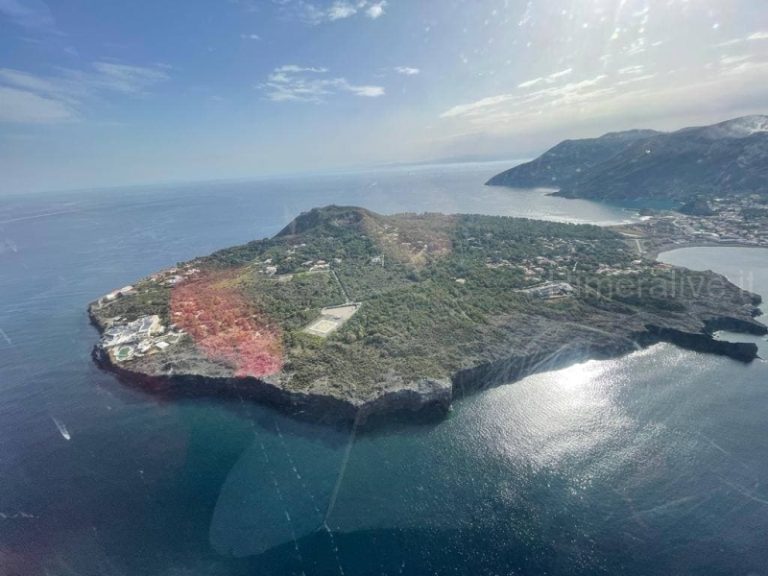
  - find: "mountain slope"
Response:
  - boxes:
[487,115,768,202]
[486,129,660,189]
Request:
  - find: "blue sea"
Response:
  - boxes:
[1,162,767,575]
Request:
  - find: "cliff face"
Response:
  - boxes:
[91,315,764,426]
[88,207,766,426]
[91,336,453,426]
[487,115,768,202]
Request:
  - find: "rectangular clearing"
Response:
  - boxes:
[303,303,361,338]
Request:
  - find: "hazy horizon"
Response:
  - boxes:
[1,0,767,194]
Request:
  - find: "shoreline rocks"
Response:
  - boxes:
[91,311,764,427]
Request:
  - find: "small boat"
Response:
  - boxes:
[52,417,71,441]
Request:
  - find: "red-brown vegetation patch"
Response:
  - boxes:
[170,270,283,377]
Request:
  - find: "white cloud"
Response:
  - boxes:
[440,94,515,119]
[272,0,386,24]
[615,73,656,87]
[346,83,384,96]
[395,66,420,76]
[517,77,543,89]
[88,62,169,94]
[548,68,573,80]
[438,56,768,149]
[715,31,768,48]
[275,64,328,74]
[618,65,644,75]
[0,68,70,98]
[716,38,743,48]
[0,0,57,33]
[262,64,384,102]
[0,61,170,123]
[0,85,75,123]
[720,54,751,66]
[442,74,610,120]
[240,33,260,40]
[365,1,386,19]
[327,1,357,21]
[517,67,572,89]
[720,59,768,77]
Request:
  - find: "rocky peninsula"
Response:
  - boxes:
[90,206,766,424]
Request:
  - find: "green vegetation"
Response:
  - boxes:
[197,208,671,390]
[93,206,762,396]
[241,271,345,331]
[96,281,171,324]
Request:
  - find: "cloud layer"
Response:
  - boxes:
[395,66,420,76]
[0,62,170,123]
[262,64,384,102]
[0,0,57,33]
[273,0,387,24]
[435,0,768,156]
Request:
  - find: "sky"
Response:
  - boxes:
[0,0,767,194]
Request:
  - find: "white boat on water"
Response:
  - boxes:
[52,417,71,441]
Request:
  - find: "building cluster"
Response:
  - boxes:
[254,250,344,277]
[486,251,641,285]
[257,258,278,276]
[517,282,575,300]
[593,259,671,276]
[150,264,201,287]
[307,260,330,272]
[643,195,768,249]
[97,285,135,305]
[100,315,184,363]
[486,256,567,285]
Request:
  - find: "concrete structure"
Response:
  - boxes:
[102,285,134,303]
[302,303,361,338]
[102,315,166,355]
[519,282,575,300]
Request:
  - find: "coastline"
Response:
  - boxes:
[90,304,766,428]
[647,240,768,262]
[87,206,767,428]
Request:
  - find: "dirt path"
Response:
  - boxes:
[331,269,352,304]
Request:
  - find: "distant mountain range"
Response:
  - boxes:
[486,115,768,203]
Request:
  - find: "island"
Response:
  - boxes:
[89,206,766,424]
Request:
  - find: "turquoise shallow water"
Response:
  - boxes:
[1,164,767,575]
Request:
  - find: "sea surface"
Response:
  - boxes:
[1,163,767,575]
